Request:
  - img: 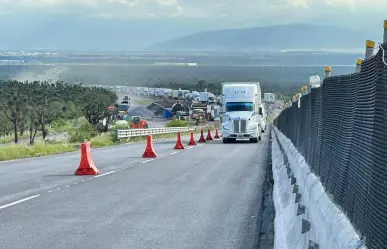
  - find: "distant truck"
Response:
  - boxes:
[162,89,172,98]
[199,92,215,103]
[191,91,200,100]
[121,96,131,108]
[264,93,276,103]
[220,82,263,143]
[170,90,180,100]
[149,88,155,97]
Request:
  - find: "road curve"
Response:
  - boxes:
[0,132,270,249]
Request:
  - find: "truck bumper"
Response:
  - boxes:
[222,131,258,139]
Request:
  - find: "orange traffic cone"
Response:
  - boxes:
[188,131,197,146]
[75,141,100,175]
[174,132,185,149]
[206,129,213,141]
[214,128,220,139]
[198,129,206,143]
[142,135,157,158]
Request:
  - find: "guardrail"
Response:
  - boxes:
[117,127,195,140]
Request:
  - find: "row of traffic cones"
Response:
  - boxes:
[143,128,220,158]
[197,128,220,142]
[73,129,221,175]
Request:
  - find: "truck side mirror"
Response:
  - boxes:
[259,107,263,115]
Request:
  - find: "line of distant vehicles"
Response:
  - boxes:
[133,87,218,103]
[90,84,276,105]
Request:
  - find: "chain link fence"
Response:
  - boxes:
[274,43,387,249]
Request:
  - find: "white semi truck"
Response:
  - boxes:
[220,82,263,143]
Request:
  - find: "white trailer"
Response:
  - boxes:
[199,92,209,103]
[154,88,161,97]
[220,82,263,143]
[163,89,172,98]
[143,88,150,96]
[171,90,180,100]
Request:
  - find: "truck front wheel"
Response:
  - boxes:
[250,138,258,143]
[222,138,229,143]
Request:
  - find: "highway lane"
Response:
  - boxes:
[0,132,270,249]
[0,135,193,205]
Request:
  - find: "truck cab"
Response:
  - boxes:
[220,82,263,143]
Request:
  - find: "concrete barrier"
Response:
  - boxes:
[271,127,366,249]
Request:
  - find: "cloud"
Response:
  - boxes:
[2,0,184,18]
[1,0,386,28]
[0,0,385,50]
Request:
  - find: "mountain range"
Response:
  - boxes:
[0,16,380,52]
[149,24,379,52]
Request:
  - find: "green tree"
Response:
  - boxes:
[81,87,117,131]
[0,81,28,143]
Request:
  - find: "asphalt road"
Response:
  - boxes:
[0,131,270,249]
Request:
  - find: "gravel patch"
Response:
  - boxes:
[254,127,275,249]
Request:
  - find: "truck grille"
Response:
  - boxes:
[233,120,240,133]
[240,120,247,132]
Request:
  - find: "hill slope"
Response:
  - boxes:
[149,24,374,51]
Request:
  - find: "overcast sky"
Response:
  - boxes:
[0,0,386,50]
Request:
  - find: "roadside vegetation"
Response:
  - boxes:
[0,80,216,162]
[0,130,196,162]
[0,80,127,161]
[0,116,215,161]
[0,80,117,145]
[165,119,190,127]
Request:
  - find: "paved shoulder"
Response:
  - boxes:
[0,133,270,249]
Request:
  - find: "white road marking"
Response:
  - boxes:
[65,185,70,188]
[0,194,40,210]
[169,152,178,155]
[141,159,155,163]
[94,171,116,178]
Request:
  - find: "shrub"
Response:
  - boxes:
[109,123,130,142]
[68,121,98,142]
[165,119,189,127]
[49,119,72,132]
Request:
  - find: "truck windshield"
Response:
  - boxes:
[118,105,128,111]
[226,102,254,112]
